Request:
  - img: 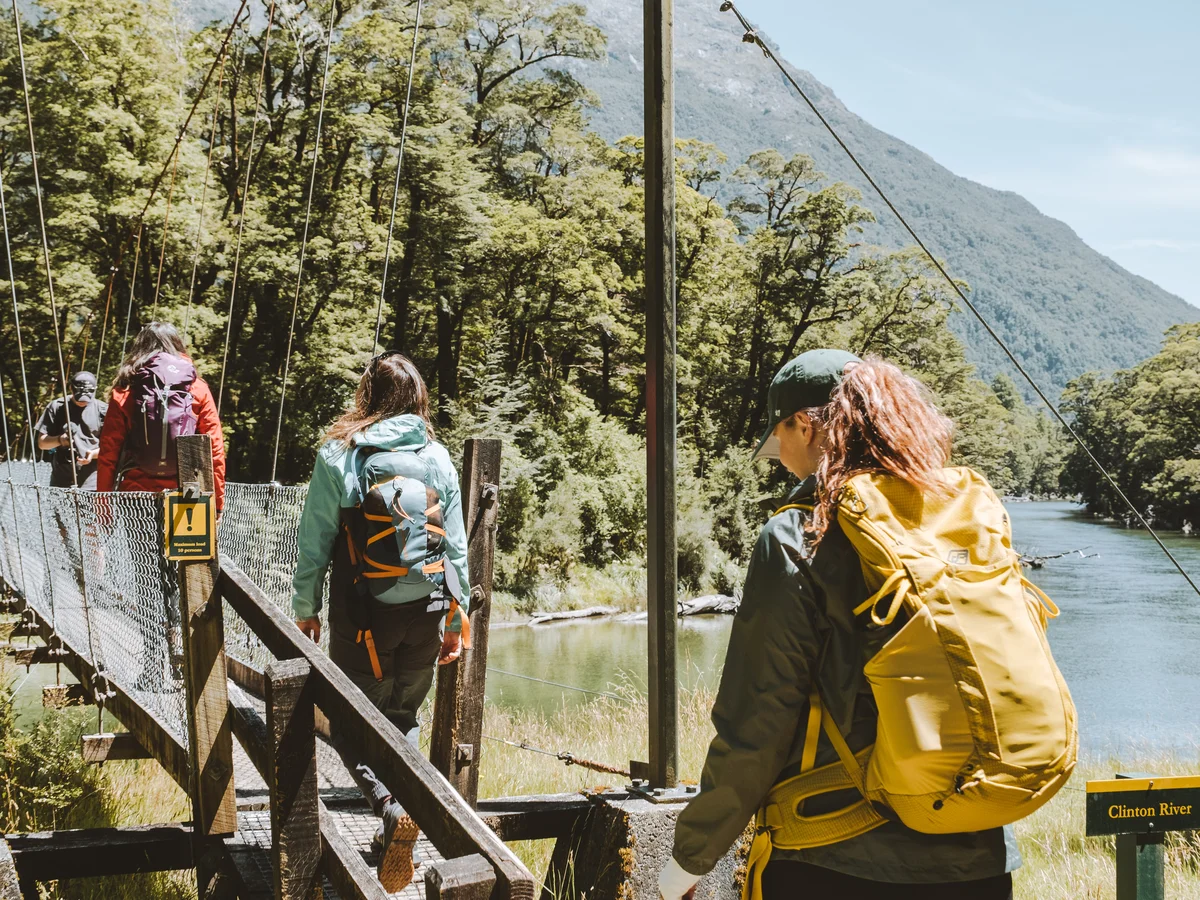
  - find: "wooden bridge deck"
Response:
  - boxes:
[229,705,446,900]
[228,689,445,899]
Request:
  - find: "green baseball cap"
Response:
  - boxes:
[753,348,861,460]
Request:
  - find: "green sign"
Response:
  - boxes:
[1086,776,1200,836]
[163,491,215,561]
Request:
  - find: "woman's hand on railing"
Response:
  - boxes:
[437,631,462,665]
[295,616,321,642]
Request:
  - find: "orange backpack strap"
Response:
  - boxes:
[357,629,384,681]
[445,598,471,649]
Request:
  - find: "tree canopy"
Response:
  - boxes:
[0,0,1085,598]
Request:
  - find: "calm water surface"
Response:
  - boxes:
[487,502,1200,751]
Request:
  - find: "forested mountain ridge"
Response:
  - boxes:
[562,0,1197,393]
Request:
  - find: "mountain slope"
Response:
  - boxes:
[570,0,1197,392]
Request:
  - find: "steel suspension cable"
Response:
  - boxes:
[270,0,338,483]
[82,0,250,369]
[183,37,232,343]
[719,0,1200,600]
[10,0,104,683]
[0,145,35,461]
[119,225,144,368]
[218,0,278,415]
[149,145,182,318]
[372,0,424,354]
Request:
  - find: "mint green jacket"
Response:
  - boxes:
[290,415,469,630]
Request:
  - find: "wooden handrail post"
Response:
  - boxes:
[424,854,496,900]
[176,434,236,894]
[430,438,502,807]
[266,658,321,900]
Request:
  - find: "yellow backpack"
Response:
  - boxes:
[744,467,1077,900]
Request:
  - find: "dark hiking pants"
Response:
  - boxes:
[328,596,444,814]
[761,862,1013,900]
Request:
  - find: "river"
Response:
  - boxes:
[487,501,1200,752]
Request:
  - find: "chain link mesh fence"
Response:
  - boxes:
[0,463,327,743]
[220,481,328,666]
[0,462,188,740]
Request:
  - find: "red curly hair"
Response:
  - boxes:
[808,356,953,546]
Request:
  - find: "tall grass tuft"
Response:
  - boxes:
[1,659,193,899]
[479,686,1200,898]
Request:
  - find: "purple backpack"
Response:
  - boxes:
[128,352,198,478]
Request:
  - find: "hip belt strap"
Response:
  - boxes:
[742,693,886,900]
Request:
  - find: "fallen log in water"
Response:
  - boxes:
[678,595,739,617]
[528,606,620,625]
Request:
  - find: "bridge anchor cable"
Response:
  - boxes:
[718,0,1200,600]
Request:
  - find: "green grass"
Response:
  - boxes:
[1,652,194,900]
[478,686,1200,898]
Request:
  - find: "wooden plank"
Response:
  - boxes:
[266,658,321,900]
[228,654,267,698]
[319,807,391,900]
[81,732,150,763]
[223,843,274,900]
[41,683,88,708]
[177,434,237,898]
[228,681,389,900]
[0,839,20,900]
[5,824,193,880]
[476,795,590,843]
[220,561,536,900]
[6,645,55,666]
[430,438,502,806]
[424,855,496,900]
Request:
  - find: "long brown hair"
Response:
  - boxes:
[112,321,190,392]
[810,356,953,546]
[326,352,434,446]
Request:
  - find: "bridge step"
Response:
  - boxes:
[81,732,150,763]
[42,683,87,708]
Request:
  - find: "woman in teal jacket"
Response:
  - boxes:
[291,351,469,891]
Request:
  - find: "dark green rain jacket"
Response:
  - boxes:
[672,478,1020,883]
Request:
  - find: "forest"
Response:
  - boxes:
[0,0,1104,603]
[1061,323,1200,532]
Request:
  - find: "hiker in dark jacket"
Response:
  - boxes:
[292,351,469,892]
[35,371,107,489]
[660,350,1017,900]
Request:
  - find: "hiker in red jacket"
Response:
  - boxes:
[96,321,226,690]
[96,321,226,511]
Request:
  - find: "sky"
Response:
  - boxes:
[743,0,1200,307]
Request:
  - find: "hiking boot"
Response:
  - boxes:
[376,800,420,892]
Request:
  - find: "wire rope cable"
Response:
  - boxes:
[372,0,424,354]
[119,225,144,368]
[10,0,105,685]
[83,0,250,373]
[218,0,278,415]
[270,0,338,483]
[719,0,1200,599]
[0,144,35,461]
[480,733,631,778]
[487,666,635,705]
[149,145,183,319]
[183,34,233,343]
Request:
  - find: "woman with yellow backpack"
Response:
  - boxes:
[659,350,1075,900]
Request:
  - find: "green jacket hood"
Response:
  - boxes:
[350,414,430,451]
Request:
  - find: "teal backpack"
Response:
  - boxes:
[347,445,464,604]
[337,444,467,680]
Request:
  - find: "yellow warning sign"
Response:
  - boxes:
[163,491,215,561]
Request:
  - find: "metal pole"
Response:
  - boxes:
[644,0,678,789]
